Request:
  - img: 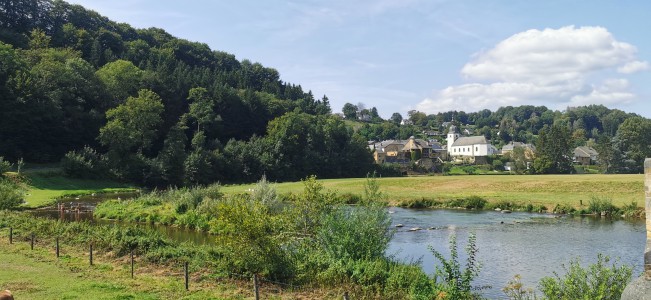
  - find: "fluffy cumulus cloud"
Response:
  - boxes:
[418,26,647,113]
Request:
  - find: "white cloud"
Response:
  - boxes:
[569,78,634,106]
[617,60,649,74]
[418,26,645,113]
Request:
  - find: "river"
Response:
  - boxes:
[33,197,646,299]
[388,207,645,298]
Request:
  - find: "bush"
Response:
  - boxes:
[621,201,644,218]
[317,205,393,261]
[61,146,110,179]
[337,192,362,204]
[374,163,403,177]
[401,198,439,208]
[492,159,504,171]
[0,156,12,175]
[552,204,575,214]
[429,233,487,299]
[209,195,292,279]
[588,196,617,216]
[0,179,24,209]
[502,274,537,300]
[448,196,487,209]
[539,254,632,300]
[525,203,547,213]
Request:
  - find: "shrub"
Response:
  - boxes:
[364,171,385,203]
[337,192,362,204]
[0,156,12,175]
[621,201,644,218]
[492,159,504,171]
[448,196,487,209]
[374,163,402,177]
[489,200,519,211]
[502,274,538,300]
[539,254,632,300]
[588,196,617,216]
[525,203,547,213]
[61,146,110,179]
[0,179,24,210]
[209,195,291,279]
[429,233,487,299]
[385,263,433,299]
[552,204,575,214]
[401,198,439,208]
[317,205,393,261]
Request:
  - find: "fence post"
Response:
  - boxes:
[56,237,60,258]
[184,261,189,291]
[253,274,260,300]
[9,227,12,244]
[344,291,350,300]
[130,249,134,278]
[89,244,93,266]
[30,233,34,250]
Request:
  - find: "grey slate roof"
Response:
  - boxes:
[451,136,488,147]
[574,146,598,158]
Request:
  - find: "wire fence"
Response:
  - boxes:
[4,227,351,299]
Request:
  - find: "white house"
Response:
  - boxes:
[446,125,497,162]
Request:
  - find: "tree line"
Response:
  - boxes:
[0,0,372,186]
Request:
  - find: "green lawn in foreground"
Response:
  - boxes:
[221,174,644,209]
[23,174,135,208]
[0,236,234,299]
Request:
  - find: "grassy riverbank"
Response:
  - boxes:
[7,168,137,208]
[0,225,333,299]
[221,174,644,210]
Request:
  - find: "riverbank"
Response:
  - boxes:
[221,174,644,211]
[0,212,344,299]
[16,171,136,208]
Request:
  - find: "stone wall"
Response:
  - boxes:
[620,158,651,299]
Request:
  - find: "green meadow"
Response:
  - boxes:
[0,234,250,300]
[221,174,645,210]
[5,168,136,208]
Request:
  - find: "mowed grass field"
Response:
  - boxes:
[0,236,248,300]
[19,173,135,208]
[221,174,645,209]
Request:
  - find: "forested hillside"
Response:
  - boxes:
[1,1,649,186]
[0,0,373,186]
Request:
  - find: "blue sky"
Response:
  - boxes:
[67,0,651,118]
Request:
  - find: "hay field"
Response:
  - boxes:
[221,174,644,209]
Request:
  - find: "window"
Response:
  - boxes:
[475,147,478,151]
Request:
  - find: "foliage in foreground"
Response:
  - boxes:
[538,254,632,300]
[502,254,633,300]
[0,178,24,210]
[429,234,486,300]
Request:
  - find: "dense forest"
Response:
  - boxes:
[1,0,650,187]
[0,0,373,186]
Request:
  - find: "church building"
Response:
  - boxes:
[446,125,497,163]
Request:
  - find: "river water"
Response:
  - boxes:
[33,197,646,298]
[387,207,645,298]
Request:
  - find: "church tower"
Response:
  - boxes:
[447,125,459,153]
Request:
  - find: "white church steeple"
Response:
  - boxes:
[446,125,459,153]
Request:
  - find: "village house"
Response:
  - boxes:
[573,146,599,165]
[446,125,497,163]
[501,141,536,160]
[372,136,444,165]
